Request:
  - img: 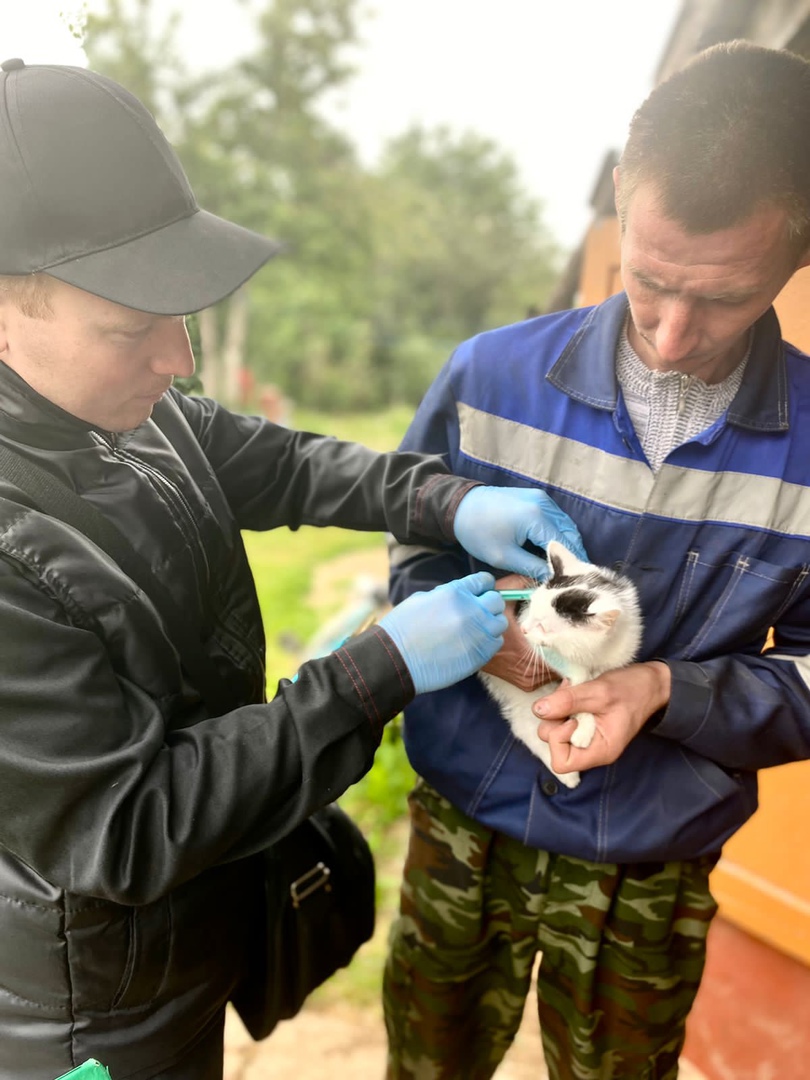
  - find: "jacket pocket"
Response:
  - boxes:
[669,550,808,660]
[66,894,171,1014]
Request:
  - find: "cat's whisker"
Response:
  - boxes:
[523,644,541,681]
[534,642,549,672]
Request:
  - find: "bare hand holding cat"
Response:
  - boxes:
[532,661,672,773]
[481,574,560,692]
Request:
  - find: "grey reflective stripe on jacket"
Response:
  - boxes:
[391,293,810,864]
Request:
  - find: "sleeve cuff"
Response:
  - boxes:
[414,475,482,544]
[649,659,713,743]
[326,625,416,739]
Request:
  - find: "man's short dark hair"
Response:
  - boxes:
[617,40,810,251]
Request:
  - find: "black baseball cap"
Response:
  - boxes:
[0,58,282,314]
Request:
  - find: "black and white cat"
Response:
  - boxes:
[480,541,642,789]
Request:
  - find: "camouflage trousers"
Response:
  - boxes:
[383,779,718,1080]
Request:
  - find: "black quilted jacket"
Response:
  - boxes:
[0,366,472,1079]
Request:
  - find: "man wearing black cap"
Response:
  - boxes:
[0,59,585,1079]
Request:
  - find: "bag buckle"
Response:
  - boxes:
[290,861,332,907]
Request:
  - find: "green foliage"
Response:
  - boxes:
[376,125,561,343]
[82,0,186,130]
[339,719,414,845]
[383,332,454,406]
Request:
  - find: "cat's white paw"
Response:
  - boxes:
[570,712,596,749]
[555,770,581,789]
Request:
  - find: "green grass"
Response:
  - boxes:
[290,405,417,450]
[242,407,417,1008]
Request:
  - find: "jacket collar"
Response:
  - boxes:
[0,359,100,450]
[547,291,789,433]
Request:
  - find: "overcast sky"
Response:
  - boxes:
[7,0,682,249]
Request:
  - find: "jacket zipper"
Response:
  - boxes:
[90,431,212,595]
[91,432,267,702]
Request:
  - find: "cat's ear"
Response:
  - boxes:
[592,608,620,630]
[546,540,586,577]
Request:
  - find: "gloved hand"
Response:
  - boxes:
[378,572,508,694]
[453,486,588,580]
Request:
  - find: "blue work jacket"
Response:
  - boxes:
[390,292,810,863]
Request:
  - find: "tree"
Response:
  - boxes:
[365,125,561,404]
[221,0,380,408]
[376,125,560,341]
[81,0,186,131]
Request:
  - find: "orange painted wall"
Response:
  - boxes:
[574,215,810,968]
[577,216,622,308]
[774,262,810,353]
[712,763,810,964]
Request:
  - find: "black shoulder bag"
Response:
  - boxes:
[0,442,375,1041]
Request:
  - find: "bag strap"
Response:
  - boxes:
[0,442,231,716]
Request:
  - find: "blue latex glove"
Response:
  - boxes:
[453,486,588,580]
[378,572,508,694]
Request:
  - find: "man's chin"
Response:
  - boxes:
[105,403,158,433]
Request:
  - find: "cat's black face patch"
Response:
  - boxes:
[552,588,596,624]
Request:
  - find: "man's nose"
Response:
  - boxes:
[654,298,699,362]
[150,318,196,378]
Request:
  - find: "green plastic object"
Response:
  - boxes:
[54,1062,112,1079]
[496,588,534,601]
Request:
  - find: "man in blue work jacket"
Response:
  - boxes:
[384,40,810,1080]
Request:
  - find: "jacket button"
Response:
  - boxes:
[541,778,559,796]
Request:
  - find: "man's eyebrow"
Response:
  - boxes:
[627,265,666,290]
[627,264,755,303]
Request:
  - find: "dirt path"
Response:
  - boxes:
[224,995,548,1080]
